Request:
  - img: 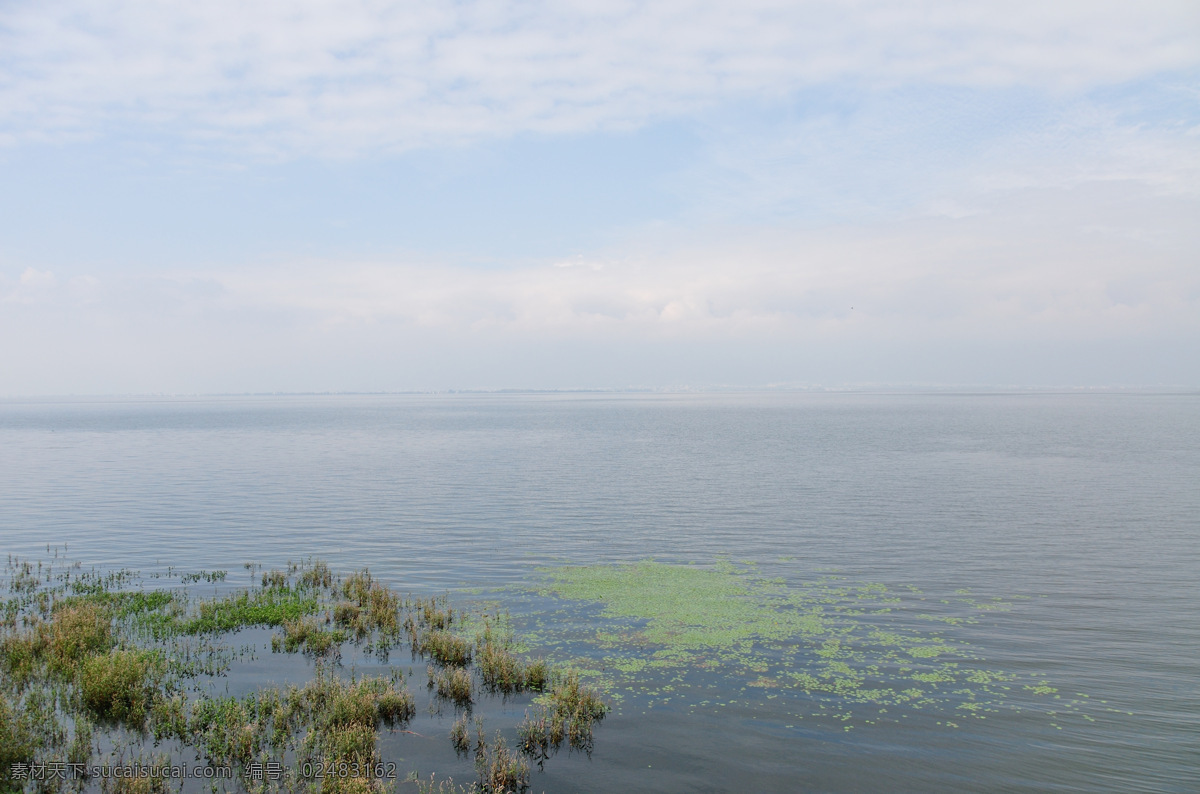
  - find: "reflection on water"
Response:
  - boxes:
[2,392,1198,791]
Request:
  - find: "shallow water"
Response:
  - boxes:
[2,392,1198,791]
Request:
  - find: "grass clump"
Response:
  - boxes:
[377,684,417,726]
[474,616,548,695]
[516,708,560,765]
[274,617,346,656]
[547,671,607,722]
[180,570,227,585]
[333,601,361,627]
[319,777,384,794]
[421,631,472,667]
[413,774,470,794]
[474,731,529,794]
[78,649,162,725]
[50,602,113,661]
[97,754,172,794]
[0,691,37,790]
[9,560,40,593]
[183,586,317,633]
[475,644,518,691]
[299,560,334,590]
[303,674,415,759]
[180,673,415,781]
[417,596,456,631]
[522,659,549,691]
[341,570,374,603]
[477,643,549,695]
[428,665,473,706]
[1,602,115,685]
[449,713,471,754]
[68,715,94,766]
[517,671,608,759]
[187,695,269,766]
[1,629,43,686]
[341,570,401,636]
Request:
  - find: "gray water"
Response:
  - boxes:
[2,392,1198,791]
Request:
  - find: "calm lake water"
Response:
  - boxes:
[2,392,1198,792]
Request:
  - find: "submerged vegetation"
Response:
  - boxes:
[1,552,605,793]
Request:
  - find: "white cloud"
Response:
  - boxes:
[2,0,1196,156]
[4,173,1197,392]
[18,267,55,288]
[15,178,1190,342]
[668,84,1200,228]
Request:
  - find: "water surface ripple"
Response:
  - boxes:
[1,392,1197,792]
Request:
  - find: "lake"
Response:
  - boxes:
[2,392,1197,792]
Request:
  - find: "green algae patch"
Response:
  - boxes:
[542,561,761,652]
[529,559,1095,729]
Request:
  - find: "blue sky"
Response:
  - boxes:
[1,1,1198,392]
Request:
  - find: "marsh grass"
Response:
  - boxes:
[188,695,270,766]
[427,665,473,706]
[517,670,609,759]
[413,774,470,794]
[1,628,42,686]
[1,601,115,686]
[471,615,550,699]
[0,690,37,790]
[415,596,457,631]
[49,602,114,667]
[339,570,402,639]
[68,715,94,766]
[476,643,550,696]
[420,631,473,667]
[302,673,417,768]
[475,620,520,693]
[97,753,172,794]
[185,586,318,634]
[78,648,163,725]
[275,617,347,656]
[516,708,559,766]
[364,584,402,636]
[177,671,416,779]
[334,601,361,628]
[1,554,608,793]
[522,659,549,692]
[449,713,471,754]
[299,560,334,590]
[318,773,386,794]
[474,731,529,794]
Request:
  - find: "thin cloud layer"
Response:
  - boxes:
[2,0,1197,155]
[6,179,1195,339]
[1,1,1197,391]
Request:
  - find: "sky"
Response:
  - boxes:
[1,1,1198,393]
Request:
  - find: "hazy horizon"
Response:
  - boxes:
[3,385,1198,401]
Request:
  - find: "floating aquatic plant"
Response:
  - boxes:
[521,559,1101,728]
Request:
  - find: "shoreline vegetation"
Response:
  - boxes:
[3,550,1111,793]
[1,553,607,794]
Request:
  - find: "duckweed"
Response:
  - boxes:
[526,559,1097,728]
